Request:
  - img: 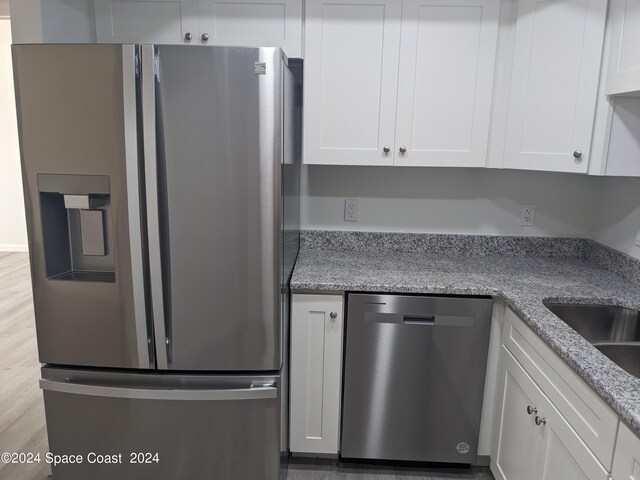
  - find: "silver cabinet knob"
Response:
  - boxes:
[184,32,193,41]
[383,145,391,154]
[526,405,537,415]
[201,33,209,42]
[573,150,582,160]
[534,416,546,426]
[399,146,407,154]
[329,311,338,319]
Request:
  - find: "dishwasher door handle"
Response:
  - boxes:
[403,315,435,325]
[404,315,474,327]
[365,312,475,327]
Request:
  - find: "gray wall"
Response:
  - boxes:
[593,177,640,259]
[301,166,600,238]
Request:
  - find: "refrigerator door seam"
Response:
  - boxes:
[141,44,169,370]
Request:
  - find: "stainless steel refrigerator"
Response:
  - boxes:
[12,44,301,479]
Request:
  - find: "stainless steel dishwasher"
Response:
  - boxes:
[341,293,493,464]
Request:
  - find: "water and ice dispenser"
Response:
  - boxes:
[38,174,115,282]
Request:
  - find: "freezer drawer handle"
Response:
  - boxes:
[39,379,277,401]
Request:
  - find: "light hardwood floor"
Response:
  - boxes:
[0,252,493,480]
[0,252,50,479]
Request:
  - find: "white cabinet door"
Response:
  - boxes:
[95,0,198,44]
[197,0,303,57]
[493,347,609,480]
[492,347,541,480]
[535,397,609,480]
[611,422,640,480]
[303,0,402,165]
[394,0,499,167]
[606,0,640,95]
[289,294,344,454]
[503,0,606,173]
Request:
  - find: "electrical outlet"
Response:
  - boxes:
[635,231,640,247]
[344,199,359,222]
[520,204,536,226]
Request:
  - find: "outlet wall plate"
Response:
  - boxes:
[344,199,359,222]
[520,204,536,226]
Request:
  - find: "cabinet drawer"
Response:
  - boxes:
[502,308,618,469]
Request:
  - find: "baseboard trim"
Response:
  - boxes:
[0,244,29,252]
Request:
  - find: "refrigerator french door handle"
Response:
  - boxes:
[122,45,153,369]
[39,379,277,401]
[141,45,169,369]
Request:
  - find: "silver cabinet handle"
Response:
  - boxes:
[573,150,582,160]
[40,379,277,401]
[534,416,546,426]
[184,32,193,41]
[526,405,537,415]
[383,145,391,154]
[330,311,338,319]
[201,33,209,42]
[399,146,407,154]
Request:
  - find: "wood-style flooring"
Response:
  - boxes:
[0,252,50,479]
[0,251,493,480]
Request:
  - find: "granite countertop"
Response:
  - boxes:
[290,231,640,435]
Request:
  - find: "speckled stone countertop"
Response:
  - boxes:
[290,231,640,435]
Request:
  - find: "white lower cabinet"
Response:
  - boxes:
[493,347,540,480]
[289,294,344,454]
[493,347,609,480]
[612,422,640,480]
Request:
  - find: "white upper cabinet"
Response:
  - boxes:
[606,0,640,95]
[394,0,499,167]
[197,0,303,57]
[95,0,199,44]
[303,0,402,166]
[303,0,499,166]
[95,0,303,57]
[503,0,607,173]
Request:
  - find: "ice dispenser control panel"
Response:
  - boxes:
[37,174,114,282]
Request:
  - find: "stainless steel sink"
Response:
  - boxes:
[594,344,640,378]
[544,303,640,343]
[544,302,640,377]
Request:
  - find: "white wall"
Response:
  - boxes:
[0,12,28,251]
[592,177,640,259]
[10,0,95,43]
[301,166,600,238]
